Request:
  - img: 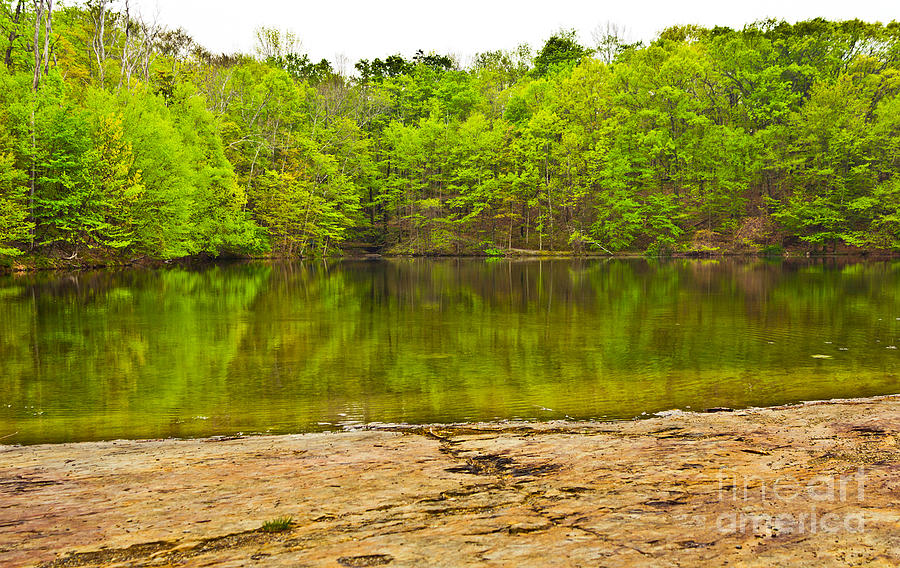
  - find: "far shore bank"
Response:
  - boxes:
[3,247,900,275]
[2,395,898,567]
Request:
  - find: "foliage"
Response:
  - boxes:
[532,30,592,77]
[1,6,900,260]
[260,516,294,533]
[0,152,30,255]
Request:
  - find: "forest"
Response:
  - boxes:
[1,1,900,261]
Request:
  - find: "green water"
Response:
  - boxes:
[1,258,898,445]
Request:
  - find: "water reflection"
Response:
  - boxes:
[1,258,898,444]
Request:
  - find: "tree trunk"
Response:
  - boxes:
[31,0,43,90]
[91,0,107,86]
[4,0,25,70]
[545,156,552,251]
[29,107,35,249]
[41,0,52,75]
[118,0,131,89]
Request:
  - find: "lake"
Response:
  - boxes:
[1,258,898,444]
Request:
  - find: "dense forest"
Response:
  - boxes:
[1,1,899,261]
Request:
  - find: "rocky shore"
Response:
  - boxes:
[1,396,898,567]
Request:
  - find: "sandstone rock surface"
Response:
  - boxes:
[1,396,898,567]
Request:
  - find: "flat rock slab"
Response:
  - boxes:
[1,397,899,567]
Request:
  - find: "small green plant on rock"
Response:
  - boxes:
[260,516,294,533]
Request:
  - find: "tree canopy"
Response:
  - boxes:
[1,5,900,261]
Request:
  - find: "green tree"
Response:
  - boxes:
[533,30,591,77]
[0,151,29,255]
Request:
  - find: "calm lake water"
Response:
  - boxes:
[1,258,899,444]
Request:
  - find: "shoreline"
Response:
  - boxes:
[2,395,898,567]
[3,249,899,276]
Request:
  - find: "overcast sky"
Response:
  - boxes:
[128,0,898,67]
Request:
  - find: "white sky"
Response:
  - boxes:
[128,0,898,67]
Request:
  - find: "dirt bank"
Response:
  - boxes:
[1,396,898,567]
